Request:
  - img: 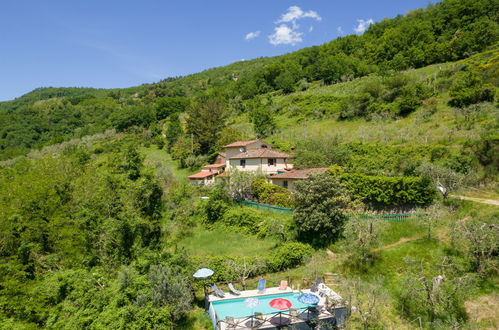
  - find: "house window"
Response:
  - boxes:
[283,180,288,189]
[240,159,246,168]
[268,158,276,166]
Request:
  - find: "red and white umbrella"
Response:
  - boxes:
[269,298,292,325]
[269,298,292,310]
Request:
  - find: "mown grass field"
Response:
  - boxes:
[177,224,278,257]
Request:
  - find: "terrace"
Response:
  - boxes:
[206,284,346,329]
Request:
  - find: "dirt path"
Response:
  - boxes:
[465,293,499,329]
[374,237,419,252]
[450,195,499,206]
[326,249,337,258]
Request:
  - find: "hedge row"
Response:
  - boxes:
[340,173,436,206]
[192,242,313,283]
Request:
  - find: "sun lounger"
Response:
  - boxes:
[228,282,241,295]
[257,279,266,293]
[279,280,288,290]
[310,277,323,293]
[210,283,226,298]
[318,283,331,297]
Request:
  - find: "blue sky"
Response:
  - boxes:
[0,0,436,101]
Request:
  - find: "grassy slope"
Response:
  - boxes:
[222,47,498,157]
[177,225,278,257]
[141,145,194,181]
[269,60,494,148]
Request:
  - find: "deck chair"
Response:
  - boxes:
[257,279,266,293]
[310,277,323,293]
[225,316,237,329]
[279,280,288,290]
[228,282,241,295]
[318,283,331,297]
[210,283,225,298]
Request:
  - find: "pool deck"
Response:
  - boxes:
[207,286,294,302]
[208,287,343,330]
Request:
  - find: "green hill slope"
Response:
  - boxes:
[1,0,497,161]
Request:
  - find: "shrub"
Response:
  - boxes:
[473,134,499,173]
[265,242,314,273]
[251,177,294,207]
[221,207,264,234]
[193,242,313,282]
[204,200,229,223]
[448,70,495,108]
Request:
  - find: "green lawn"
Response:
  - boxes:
[178,225,278,257]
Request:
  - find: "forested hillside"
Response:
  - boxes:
[0,0,498,329]
[1,0,497,160]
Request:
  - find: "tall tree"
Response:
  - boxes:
[165,113,183,152]
[249,96,276,138]
[293,173,360,247]
[186,97,228,154]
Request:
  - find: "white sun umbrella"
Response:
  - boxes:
[193,268,214,279]
[244,297,261,325]
[245,297,260,308]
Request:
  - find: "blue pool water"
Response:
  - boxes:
[212,292,310,320]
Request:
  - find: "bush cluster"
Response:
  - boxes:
[338,74,432,120]
[193,242,313,283]
[251,177,294,208]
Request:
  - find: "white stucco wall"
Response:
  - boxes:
[224,140,270,168]
[228,157,292,174]
[270,178,300,191]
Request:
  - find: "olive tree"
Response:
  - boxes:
[452,220,498,276]
[398,258,471,326]
[224,257,267,290]
[149,264,193,322]
[343,217,379,270]
[342,277,387,330]
[224,169,257,201]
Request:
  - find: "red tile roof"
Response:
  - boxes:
[223,139,261,148]
[269,168,328,179]
[188,171,217,179]
[202,163,226,169]
[229,148,294,159]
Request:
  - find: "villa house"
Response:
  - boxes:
[269,168,329,191]
[223,139,293,175]
[188,139,293,185]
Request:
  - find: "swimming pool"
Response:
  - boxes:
[212,292,310,320]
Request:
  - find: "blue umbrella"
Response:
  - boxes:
[193,268,214,279]
[297,293,320,305]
